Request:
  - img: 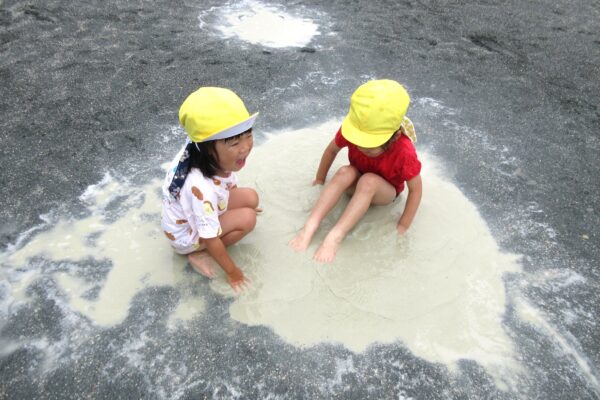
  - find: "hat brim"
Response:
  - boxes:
[200,112,259,142]
[341,116,394,148]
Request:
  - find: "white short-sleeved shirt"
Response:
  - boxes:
[161,147,237,254]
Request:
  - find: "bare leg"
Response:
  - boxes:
[314,173,396,263]
[289,166,360,251]
[228,187,259,210]
[188,198,258,278]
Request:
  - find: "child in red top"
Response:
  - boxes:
[289,79,423,263]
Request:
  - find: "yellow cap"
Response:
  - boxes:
[341,79,410,148]
[178,87,258,143]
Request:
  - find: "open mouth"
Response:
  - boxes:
[236,157,246,167]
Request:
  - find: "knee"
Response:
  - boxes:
[332,165,359,184]
[246,188,259,209]
[240,207,257,232]
[355,173,380,195]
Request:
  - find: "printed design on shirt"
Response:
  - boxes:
[188,228,193,235]
[226,182,235,190]
[191,186,203,201]
[203,201,215,215]
[164,231,176,241]
[218,199,227,211]
[175,219,188,225]
[212,178,222,186]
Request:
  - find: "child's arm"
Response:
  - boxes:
[313,139,341,185]
[203,237,247,291]
[397,175,422,234]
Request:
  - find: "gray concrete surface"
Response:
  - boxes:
[1,0,599,398]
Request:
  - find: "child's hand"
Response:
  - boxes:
[396,223,408,235]
[227,267,250,293]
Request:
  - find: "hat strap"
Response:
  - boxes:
[400,117,417,143]
[166,138,194,201]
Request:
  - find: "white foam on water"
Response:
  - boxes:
[199,0,320,48]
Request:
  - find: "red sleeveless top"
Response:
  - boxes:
[334,128,421,195]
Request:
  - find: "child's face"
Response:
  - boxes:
[214,131,254,173]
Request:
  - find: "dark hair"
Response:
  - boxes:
[187,129,252,177]
[188,140,219,177]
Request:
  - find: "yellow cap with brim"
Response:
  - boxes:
[341,79,410,148]
[179,87,259,143]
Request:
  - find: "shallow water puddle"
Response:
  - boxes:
[3,120,523,385]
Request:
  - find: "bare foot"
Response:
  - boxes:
[289,221,321,251]
[313,234,342,263]
[288,228,312,251]
[187,251,216,278]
